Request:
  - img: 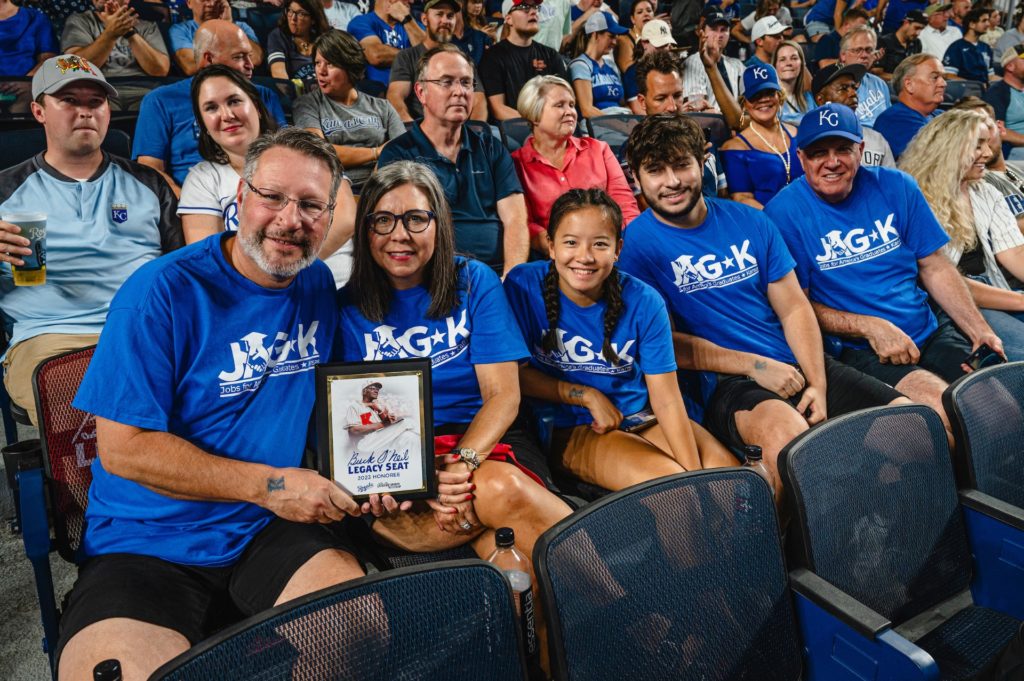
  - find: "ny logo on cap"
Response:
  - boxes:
[55,55,97,76]
[818,109,839,127]
[658,24,668,35]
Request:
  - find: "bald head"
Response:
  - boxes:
[194,20,255,78]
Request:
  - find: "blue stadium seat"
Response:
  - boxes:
[535,468,805,681]
[780,404,1024,680]
[498,117,534,151]
[150,560,529,681]
[943,361,1024,507]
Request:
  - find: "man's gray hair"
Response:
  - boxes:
[891,53,937,95]
[193,23,217,65]
[840,24,877,51]
[243,128,343,202]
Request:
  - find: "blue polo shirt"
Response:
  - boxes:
[378,122,522,269]
[873,101,938,158]
[132,77,287,185]
[0,6,56,76]
[943,38,994,82]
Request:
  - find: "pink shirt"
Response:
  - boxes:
[511,135,640,237]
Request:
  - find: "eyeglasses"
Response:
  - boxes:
[244,181,334,220]
[366,209,435,235]
[844,47,876,54]
[421,77,475,91]
[285,8,311,18]
[510,4,541,12]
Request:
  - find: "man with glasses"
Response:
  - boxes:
[813,63,895,166]
[479,0,569,121]
[57,128,366,680]
[387,0,487,122]
[381,44,529,275]
[837,25,891,127]
[348,0,426,86]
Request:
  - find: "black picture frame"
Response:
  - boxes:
[315,359,435,502]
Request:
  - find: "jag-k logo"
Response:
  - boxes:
[361,311,470,367]
[537,329,636,375]
[218,323,320,396]
[670,239,759,292]
[814,212,901,270]
[111,203,128,223]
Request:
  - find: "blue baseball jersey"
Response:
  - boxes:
[504,261,677,428]
[347,12,412,84]
[943,38,994,82]
[764,166,950,349]
[569,54,625,111]
[336,258,528,425]
[73,234,338,567]
[618,199,798,364]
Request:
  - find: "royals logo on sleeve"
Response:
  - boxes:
[669,239,759,292]
[814,212,901,270]
[111,203,128,223]
[217,322,321,396]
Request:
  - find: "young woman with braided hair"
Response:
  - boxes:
[504,188,736,492]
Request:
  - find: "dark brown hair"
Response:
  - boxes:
[625,112,706,175]
[191,64,277,165]
[277,0,330,38]
[634,50,681,97]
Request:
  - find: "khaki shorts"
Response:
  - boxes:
[2,333,99,426]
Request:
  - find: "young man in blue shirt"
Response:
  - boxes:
[57,129,365,679]
[617,113,905,483]
[765,103,1003,438]
[379,44,529,276]
[943,6,997,82]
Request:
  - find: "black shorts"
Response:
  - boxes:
[704,355,903,450]
[56,517,357,667]
[839,311,974,386]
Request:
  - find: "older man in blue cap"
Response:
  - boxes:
[765,102,1002,436]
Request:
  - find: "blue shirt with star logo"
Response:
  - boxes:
[336,257,528,425]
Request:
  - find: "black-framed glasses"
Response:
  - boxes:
[366,209,435,235]
[244,180,334,220]
[285,8,311,18]
[421,77,475,91]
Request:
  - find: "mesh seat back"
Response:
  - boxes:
[944,362,1024,507]
[498,118,534,151]
[782,405,971,624]
[536,469,801,681]
[586,114,644,151]
[152,561,527,681]
[33,346,96,563]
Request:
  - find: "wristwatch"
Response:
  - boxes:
[400,15,412,23]
[453,447,481,471]
[124,28,138,38]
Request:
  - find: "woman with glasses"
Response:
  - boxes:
[568,11,632,118]
[337,160,573,672]
[268,0,331,92]
[180,66,356,251]
[295,30,405,193]
[900,109,1024,361]
[719,64,803,209]
[511,75,638,252]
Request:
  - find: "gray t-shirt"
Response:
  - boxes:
[390,43,484,120]
[293,88,405,188]
[61,11,166,78]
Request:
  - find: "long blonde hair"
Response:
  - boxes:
[898,109,989,253]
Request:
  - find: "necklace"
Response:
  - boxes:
[747,120,792,184]
[294,36,312,54]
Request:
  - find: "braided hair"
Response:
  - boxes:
[540,188,625,365]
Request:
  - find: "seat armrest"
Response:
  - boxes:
[789,567,892,639]
[959,489,1024,531]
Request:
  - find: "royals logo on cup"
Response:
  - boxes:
[111,203,128,223]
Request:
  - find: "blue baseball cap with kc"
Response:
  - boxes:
[796,102,863,150]
[742,63,781,100]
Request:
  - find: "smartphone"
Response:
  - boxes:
[620,408,657,433]
[964,344,1005,371]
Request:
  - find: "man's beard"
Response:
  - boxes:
[238,227,319,281]
[643,185,702,224]
[428,27,453,43]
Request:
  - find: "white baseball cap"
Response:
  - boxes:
[640,19,676,47]
[751,16,786,42]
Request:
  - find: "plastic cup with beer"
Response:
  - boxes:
[1,212,46,286]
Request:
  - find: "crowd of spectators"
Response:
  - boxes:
[3,0,1024,676]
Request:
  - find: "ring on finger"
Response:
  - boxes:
[459,520,473,531]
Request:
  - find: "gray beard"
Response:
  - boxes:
[238,227,318,281]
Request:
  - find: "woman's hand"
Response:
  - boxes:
[426,458,479,533]
[582,387,623,434]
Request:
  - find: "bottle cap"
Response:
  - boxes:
[743,445,763,461]
[93,659,122,681]
[495,527,515,547]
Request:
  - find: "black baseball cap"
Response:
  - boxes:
[702,8,730,26]
[904,9,927,24]
[811,62,867,95]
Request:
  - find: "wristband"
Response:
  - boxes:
[124,28,138,38]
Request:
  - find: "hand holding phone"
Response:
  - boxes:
[963,343,1006,372]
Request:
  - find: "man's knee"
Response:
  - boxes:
[735,400,809,460]
[274,548,364,606]
[58,618,190,681]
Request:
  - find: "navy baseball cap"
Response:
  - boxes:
[742,63,781,99]
[702,8,730,26]
[796,102,863,150]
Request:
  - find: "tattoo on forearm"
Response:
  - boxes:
[569,387,585,402]
[754,360,767,371]
[267,476,285,492]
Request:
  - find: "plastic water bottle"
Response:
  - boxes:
[742,445,778,495]
[93,659,122,681]
[487,527,539,674]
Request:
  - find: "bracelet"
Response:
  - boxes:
[373,146,379,161]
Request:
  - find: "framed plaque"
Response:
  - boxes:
[316,359,435,501]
